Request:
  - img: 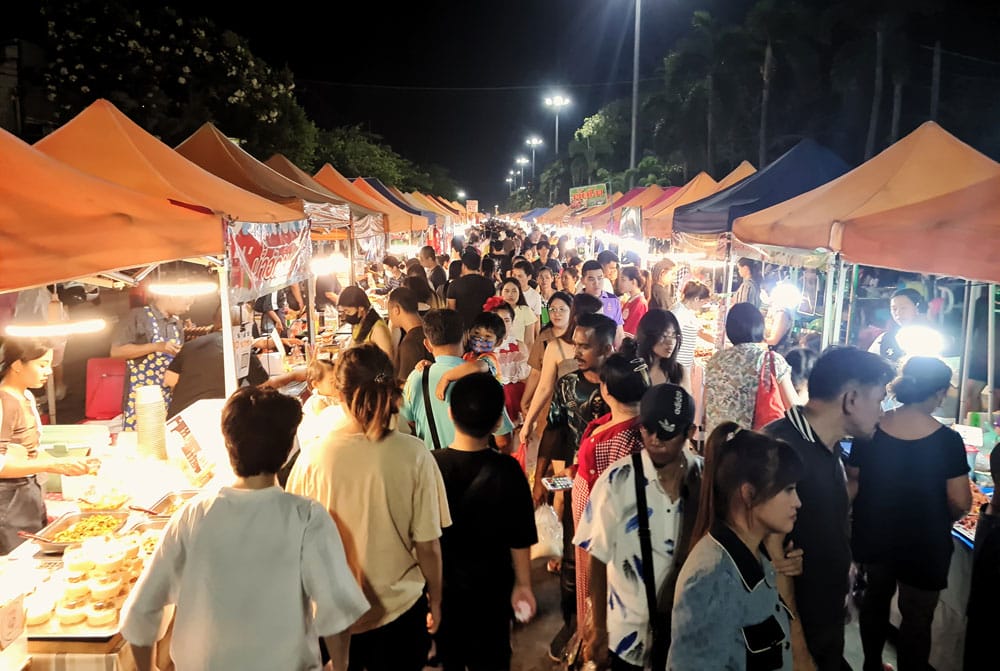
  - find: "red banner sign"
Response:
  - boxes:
[226,220,311,302]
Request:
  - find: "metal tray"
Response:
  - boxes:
[34,511,130,554]
[147,490,199,518]
[127,518,168,534]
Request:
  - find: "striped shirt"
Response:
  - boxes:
[672,302,699,367]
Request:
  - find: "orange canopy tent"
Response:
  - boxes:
[538,203,570,224]
[265,154,384,241]
[407,192,453,220]
[34,99,303,225]
[642,172,719,238]
[0,128,221,293]
[733,122,1000,251]
[837,175,1000,283]
[176,123,352,230]
[313,164,419,234]
[351,178,428,232]
[716,160,757,191]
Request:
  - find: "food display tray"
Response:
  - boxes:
[34,511,130,554]
[146,490,199,518]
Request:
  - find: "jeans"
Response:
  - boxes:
[859,563,939,671]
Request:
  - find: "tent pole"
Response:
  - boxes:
[821,255,837,350]
[831,256,847,345]
[306,272,318,347]
[219,250,238,399]
[722,234,735,350]
[958,281,977,423]
[988,284,996,415]
[844,264,859,345]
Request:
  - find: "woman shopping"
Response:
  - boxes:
[668,424,804,670]
[634,309,690,391]
[847,356,972,671]
[337,286,394,359]
[0,338,90,554]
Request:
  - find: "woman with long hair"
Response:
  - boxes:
[404,274,444,314]
[286,343,449,670]
[734,258,764,308]
[649,259,676,311]
[572,351,651,650]
[337,286,393,359]
[0,338,90,553]
[521,292,574,421]
[635,309,689,390]
[672,280,711,371]
[847,357,971,671]
[500,277,538,351]
[668,423,804,670]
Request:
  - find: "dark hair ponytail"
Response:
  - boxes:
[334,343,402,441]
[692,422,805,544]
[600,351,651,404]
[891,356,952,405]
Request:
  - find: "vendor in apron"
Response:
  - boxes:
[0,338,90,554]
[110,294,191,430]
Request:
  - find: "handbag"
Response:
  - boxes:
[632,452,669,671]
[422,366,443,450]
[753,349,785,430]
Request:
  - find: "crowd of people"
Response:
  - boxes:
[2,220,997,671]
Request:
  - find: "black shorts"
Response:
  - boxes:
[347,594,431,671]
[436,591,513,671]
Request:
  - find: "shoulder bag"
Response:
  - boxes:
[632,452,669,670]
[752,349,785,430]
[423,366,443,451]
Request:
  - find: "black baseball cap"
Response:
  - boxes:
[639,384,696,439]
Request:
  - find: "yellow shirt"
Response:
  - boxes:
[286,429,452,631]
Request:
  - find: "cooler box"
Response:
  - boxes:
[85,357,126,420]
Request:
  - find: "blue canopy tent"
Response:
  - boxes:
[673,139,850,235]
[362,178,437,228]
[523,207,552,223]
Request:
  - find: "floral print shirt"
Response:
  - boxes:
[703,343,790,436]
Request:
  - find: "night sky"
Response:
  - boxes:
[8,1,756,207]
[175,0,710,208]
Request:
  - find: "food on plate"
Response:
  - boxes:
[93,548,125,573]
[140,529,163,556]
[51,514,121,543]
[55,598,89,625]
[85,600,119,627]
[25,593,55,626]
[120,534,141,560]
[954,482,992,538]
[77,490,128,511]
[62,546,95,572]
[161,500,186,516]
[89,574,123,600]
[62,571,90,600]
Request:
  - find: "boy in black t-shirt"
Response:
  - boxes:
[433,373,538,671]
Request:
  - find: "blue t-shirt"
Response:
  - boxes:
[401,355,514,451]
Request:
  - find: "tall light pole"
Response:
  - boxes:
[544,94,570,155]
[525,137,543,181]
[630,0,642,171]
[505,177,513,195]
[515,157,530,189]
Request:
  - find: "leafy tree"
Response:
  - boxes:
[40,0,319,166]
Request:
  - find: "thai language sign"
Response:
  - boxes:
[569,183,610,209]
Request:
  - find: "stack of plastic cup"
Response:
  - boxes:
[135,384,167,460]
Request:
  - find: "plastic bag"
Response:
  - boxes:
[531,504,563,560]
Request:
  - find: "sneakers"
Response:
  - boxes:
[548,623,575,662]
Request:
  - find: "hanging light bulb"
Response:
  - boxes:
[6,319,107,338]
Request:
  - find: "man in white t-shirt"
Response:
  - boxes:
[574,384,703,671]
[512,260,543,317]
[122,387,369,671]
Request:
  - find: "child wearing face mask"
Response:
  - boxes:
[486,298,531,425]
[434,311,506,401]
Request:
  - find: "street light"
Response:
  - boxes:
[515,157,530,188]
[630,0,642,171]
[525,137,543,181]
[544,94,570,155]
[505,177,513,195]
[457,190,466,200]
